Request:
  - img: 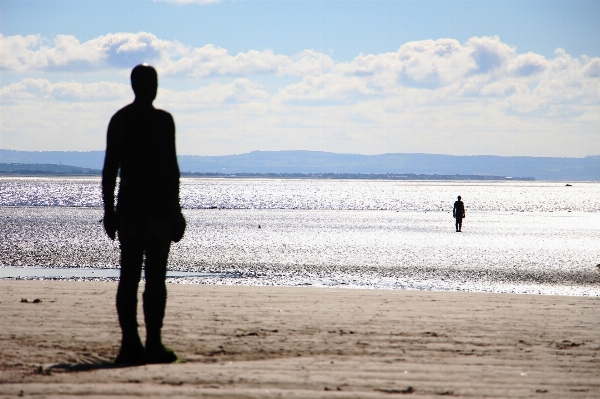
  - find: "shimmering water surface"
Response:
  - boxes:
[1,177,599,295]
[0,266,220,279]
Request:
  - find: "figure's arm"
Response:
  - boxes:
[166,113,186,243]
[101,115,120,239]
[452,203,456,218]
[165,113,181,213]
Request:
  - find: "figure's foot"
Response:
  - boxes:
[144,343,177,364]
[114,339,145,365]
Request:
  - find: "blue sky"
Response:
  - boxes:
[1,0,599,156]
[4,1,600,61]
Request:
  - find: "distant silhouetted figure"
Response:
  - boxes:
[102,64,186,365]
[453,196,465,232]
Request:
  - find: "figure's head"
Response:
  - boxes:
[457,196,461,200]
[131,64,158,102]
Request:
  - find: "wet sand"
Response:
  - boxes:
[1,280,599,398]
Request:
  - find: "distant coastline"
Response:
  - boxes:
[0,163,101,176]
[2,149,599,180]
[0,163,534,181]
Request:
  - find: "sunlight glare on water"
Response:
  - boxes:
[1,177,599,295]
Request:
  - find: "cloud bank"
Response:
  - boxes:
[1,33,598,156]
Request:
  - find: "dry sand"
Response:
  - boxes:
[1,280,599,398]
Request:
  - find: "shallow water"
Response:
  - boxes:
[1,207,599,295]
[1,178,599,295]
[0,266,220,279]
[1,177,599,212]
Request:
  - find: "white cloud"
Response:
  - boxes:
[0,32,182,72]
[397,38,474,84]
[1,33,599,156]
[583,57,600,78]
[164,45,292,77]
[509,52,548,77]
[0,34,43,71]
[466,35,515,74]
[158,79,270,111]
[0,79,130,102]
[0,34,104,72]
[480,82,522,97]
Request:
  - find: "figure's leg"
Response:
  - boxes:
[455,218,459,232]
[115,221,145,364]
[142,221,176,363]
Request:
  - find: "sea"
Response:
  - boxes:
[1,177,599,296]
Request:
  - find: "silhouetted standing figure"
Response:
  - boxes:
[102,64,185,365]
[453,196,465,232]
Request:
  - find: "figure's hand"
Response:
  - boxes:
[171,211,186,243]
[103,207,117,240]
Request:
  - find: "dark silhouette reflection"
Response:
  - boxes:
[453,195,465,232]
[102,64,186,365]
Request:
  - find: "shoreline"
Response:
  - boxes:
[0,280,600,299]
[1,280,599,398]
[2,277,600,298]
[2,261,600,297]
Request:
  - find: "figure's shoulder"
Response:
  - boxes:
[153,108,175,129]
[110,103,135,121]
[154,108,174,120]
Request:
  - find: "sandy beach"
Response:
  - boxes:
[1,281,599,398]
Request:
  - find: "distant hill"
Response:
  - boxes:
[0,163,101,175]
[1,149,599,180]
[0,150,105,170]
[177,151,599,181]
